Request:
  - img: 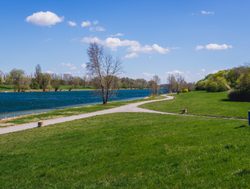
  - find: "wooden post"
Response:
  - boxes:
[38,121,43,127]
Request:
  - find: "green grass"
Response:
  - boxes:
[0,113,249,188]
[0,84,14,91]
[0,96,161,125]
[141,91,250,119]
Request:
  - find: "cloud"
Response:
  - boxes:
[61,63,77,70]
[166,70,184,75]
[81,63,87,69]
[81,20,105,32]
[110,33,124,37]
[68,21,77,27]
[90,26,106,32]
[82,36,169,58]
[26,11,63,26]
[82,37,103,44]
[81,21,91,28]
[196,43,233,51]
[201,10,215,15]
[124,52,138,59]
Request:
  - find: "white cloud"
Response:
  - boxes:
[196,43,233,51]
[81,20,105,32]
[26,11,63,26]
[82,37,103,44]
[110,33,124,37]
[166,70,184,75]
[81,63,87,69]
[90,26,106,32]
[82,36,170,58]
[61,63,77,70]
[125,52,138,59]
[201,10,215,15]
[68,21,77,27]
[81,21,91,28]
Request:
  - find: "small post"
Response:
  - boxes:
[38,121,43,127]
[248,111,250,126]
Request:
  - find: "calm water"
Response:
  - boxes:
[0,89,156,119]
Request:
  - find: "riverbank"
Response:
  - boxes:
[0,95,163,127]
[0,92,249,188]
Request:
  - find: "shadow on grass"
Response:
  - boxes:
[234,125,247,129]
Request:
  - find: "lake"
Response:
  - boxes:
[0,89,156,119]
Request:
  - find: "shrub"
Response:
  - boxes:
[206,81,218,92]
[195,80,207,90]
[182,88,189,93]
[228,90,250,102]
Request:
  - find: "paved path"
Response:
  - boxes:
[0,95,174,135]
[0,95,246,135]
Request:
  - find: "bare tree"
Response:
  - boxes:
[149,75,161,95]
[86,43,122,104]
[167,74,177,93]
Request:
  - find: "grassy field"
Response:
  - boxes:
[141,91,250,119]
[0,113,249,188]
[0,96,162,126]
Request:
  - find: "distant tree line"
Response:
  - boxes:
[167,73,195,93]
[195,65,250,101]
[0,65,161,93]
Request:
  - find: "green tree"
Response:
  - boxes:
[40,73,51,92]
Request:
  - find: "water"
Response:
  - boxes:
[0,89,157,119]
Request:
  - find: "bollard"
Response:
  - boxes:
[38,121,43,127]
[248,111,250,126]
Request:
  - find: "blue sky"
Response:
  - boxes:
[0,0,249,82]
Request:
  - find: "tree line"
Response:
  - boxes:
[0,64,165,93]
[195,65,250,101]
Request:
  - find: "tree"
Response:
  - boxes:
[167,74,178,93]
[8,69,30,92]
[34,64,42,89]
[40,73,51,92]
[51,74,61,92]
[149,75,160,95]
[0,70,3,84]
[86,43,122,104]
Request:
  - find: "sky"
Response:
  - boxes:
[0,0,249,83]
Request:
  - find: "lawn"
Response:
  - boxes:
[0,113,249,188]
[141,91,250,119]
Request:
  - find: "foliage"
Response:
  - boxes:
[196,65,249,94]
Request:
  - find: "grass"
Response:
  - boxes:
[141,91,250,119]
[0,113,249,188]
[0,95,162,125]
[0,84,14,91]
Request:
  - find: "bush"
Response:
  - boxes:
[195,80,207,90]
[182,88,189,93]
[206,81,218,92]
[228,90,250,102]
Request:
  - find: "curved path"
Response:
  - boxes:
[0,95,246,135]
[0,95,174,135]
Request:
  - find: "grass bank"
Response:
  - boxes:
[0,113,249,188]
[141,91,250,119]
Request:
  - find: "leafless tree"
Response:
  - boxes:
[149,75,161,95]
[86,43,122,104]
[167,74,177,93]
